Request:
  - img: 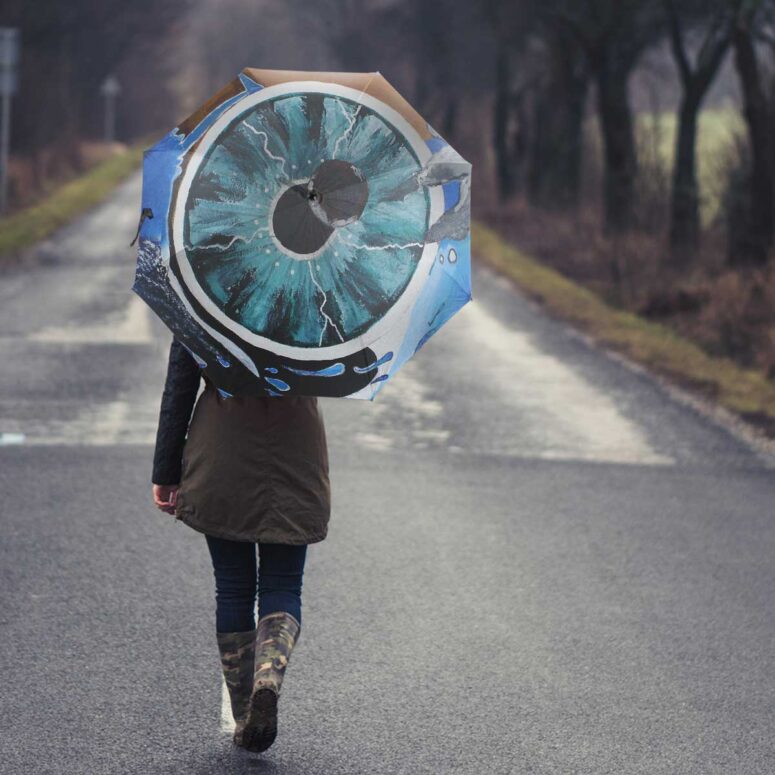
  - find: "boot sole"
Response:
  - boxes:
[240,688,278,753]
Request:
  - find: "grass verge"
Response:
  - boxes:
[474,221,775,436]
[0,143,144,263]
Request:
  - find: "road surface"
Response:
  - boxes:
[1,172,774,774]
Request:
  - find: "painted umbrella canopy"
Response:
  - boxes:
[133,68,471,399]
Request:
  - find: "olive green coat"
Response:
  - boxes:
[174,383,330,544]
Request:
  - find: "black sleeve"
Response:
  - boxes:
[152,338,202,485]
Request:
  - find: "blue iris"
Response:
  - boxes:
[183,93,430,349]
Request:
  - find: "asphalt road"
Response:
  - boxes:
[1,172,774,775]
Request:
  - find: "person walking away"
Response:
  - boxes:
[150,338,331,751]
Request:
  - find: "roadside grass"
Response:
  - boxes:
[0,143,145,263]
[474,221,775,435]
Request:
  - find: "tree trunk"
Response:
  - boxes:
[669,89,702,254]
[664,0,735,259]
[57,19,83,173]
[527,37,588,210]
[493,42,517,200]
[730,17,774,266]
[596,65,638,233]
[442,97,458,139]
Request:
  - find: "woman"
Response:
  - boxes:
[151,337,330,752]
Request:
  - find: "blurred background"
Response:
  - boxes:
[1,0,774,390]
[4,5,775,772]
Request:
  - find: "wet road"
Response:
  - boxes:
[1,172,774,774]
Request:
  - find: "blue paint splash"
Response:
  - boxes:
[284,363,345,378]
[265,367,278,374]
[216,354,231,368]
[181,342,207,369]
[265,377,290,392]
[353,351,393,374]
[370,374,389,384]
[217,388,233,399]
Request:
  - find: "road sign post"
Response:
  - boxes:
[0,27,19,216]
[100,75,121,144]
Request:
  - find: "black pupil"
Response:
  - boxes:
[272,160,369,255]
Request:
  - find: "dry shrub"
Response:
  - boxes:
[484,195,668,312]
[633,115,671,233]
[716,129,751,261]
[480,176,775,382]
[693,268,775,374]
[477,101,775,384]
[5,140,126,213]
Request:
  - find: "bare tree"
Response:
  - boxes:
[547,1,666,233]
[2,0,191,181]
[730,0,774,266]
[527,12,589,210]
[482,0,540,201]
[664,0,739,257]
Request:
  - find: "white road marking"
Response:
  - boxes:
[0,174,164,449]
[0,432,25,445]
[0,289,162,446]
[4,251,671,464]
[28,293,153,344]
[1,398,159,446]
[350,300,673,466]
[220,680,235,735]
[91,400,129,445]
[460,301,673,465]
[354,359,449,452]
[354,431,394,451]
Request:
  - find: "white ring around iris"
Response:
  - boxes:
[170,80,444,360]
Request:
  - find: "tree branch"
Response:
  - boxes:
[663,0,691,85]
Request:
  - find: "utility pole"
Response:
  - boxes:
[0,27,19,216]
[100,75,121,143]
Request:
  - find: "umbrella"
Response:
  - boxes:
[132,68,471,399]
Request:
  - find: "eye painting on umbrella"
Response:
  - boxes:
[132,68,472,400]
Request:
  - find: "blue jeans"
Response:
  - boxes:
[205,535,307,633]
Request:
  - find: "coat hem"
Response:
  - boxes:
[174,508,328,545]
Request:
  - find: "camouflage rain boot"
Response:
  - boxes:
[215,629,257,746]
[240,611,301,753]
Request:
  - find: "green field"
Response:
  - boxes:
[584,106,745,227]
[642,106,745,225]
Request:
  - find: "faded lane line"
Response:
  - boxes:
[4,292,159,445]
[348,300,673,466]
[3,399,158,446]
[354,359,449,452]
[459,300,673,465]
[28,293,153,344]
[0,432,25,445]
